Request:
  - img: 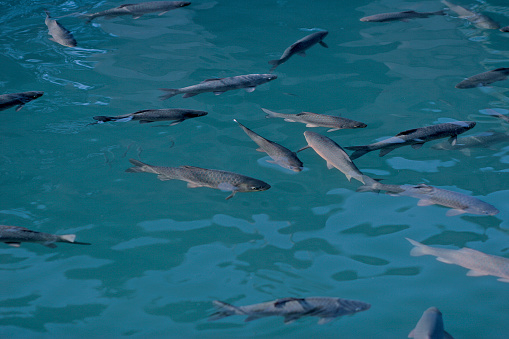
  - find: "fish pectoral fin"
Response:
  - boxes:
[305,123,320,127]
[245,87,256,92]
[417,199,435,206]
[445,209,466,217]
[378,148,395,157]
[132,15,142,19]
[318,317,335,325]
[436,257,455,264]
[169,119,184,126]
[187,182,202,188]
[284,315,301,324]
[6,242,21,247]
[326,161,334,170]
[244,315,263,322]
[43,242,57,248]
[266,160,276,164]
[411,142,425,149]
[213,91,226,95]
[497,278,509,283]
[319,41,328,48]
[296,145,310,153]
[158,11,169,16]
[327,128,339,132]
[449,136,458,146]
[218,182,236,192]
[139,120,154,124]
[157,175,173,181]
[15,104,24,112]
[298,51,306,57]
[256,148,266,153]
[444,330,455,339]
[182,93,199,98]
[466,269,489,277]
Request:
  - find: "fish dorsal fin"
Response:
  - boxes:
[414,184,433,192]
[118,4,134,8]
[274,297,301,308]
[201,78,223,83]
[401,10,417,14]
[132,110,150,114]
[180,165,206,170]
[396,128,418,136]
[297,112,314,116]
[492,67,509,73]
[6,242,21,247]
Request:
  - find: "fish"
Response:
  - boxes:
[501,26,509,32]
[357,179,499,216]
[0,225,91,248]
[209,297,370,324]
[431,130,509,155]
[83,1,191,23]
[44,10,77,47]
[406,238,509,283]
[126,159,270,200]
[409,307,454,339]
[92,108,207,125]
[159,74,277,100]
[345,121,476,160]
[268,31,328,72]
[261,108,367,132]
[455,68,509,89]
[299,131,367,184]
[234,119,303,172]
[0,91,44,111]
[360,10,445,23]
[441,0,499,29]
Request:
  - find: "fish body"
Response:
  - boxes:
[234,119,303,172]
[345,121,476,160]
[84,1,190,22]
[407,238,509,283]
[209,297,370,324]
[301,131,366,184]
[431,130,509,155]
[0,91,44,111]
[126,159,270,200]
[409,307,454,339]
[45,11,77,47]
[0,225,90,248]
[262,108,366,132]
[159,74,277,100]
[93,108,207,124]
[455,68,509,89]
[268,31,329,72]
[360,10,445,22]
[441,0,499,29]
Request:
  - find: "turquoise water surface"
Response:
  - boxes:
[2,0,509,338]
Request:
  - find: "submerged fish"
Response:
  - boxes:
[455,68,509,89]
[360,10,445,22]
[44,10,77,47]
[209,297,370,324]
[409,307,454,339]
[268,31,328,72]
[84,1,190,23]
[441,0,499,29]
[431,130,509,155]
[234,119,303,172]
[407,238,509,283]
[0,91,44,111]
[358,179,499,216]
[345,121,476,160]
[262,108,366,132]
[92,108,207,125]
[159,74,277,100]
[501,26,509,32]
[126,159,270,200]
[299,131,366,184]
[0,225,90,248]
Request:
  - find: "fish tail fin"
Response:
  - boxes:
[261,107,279,119]
[344,146,370,160]
[209,300,242,321]
[58,234,91,245]
[356,176,382,193]
[268,60,280,72]
[80,13,95,24]
[159,89,179,100]
[125,159,158,174]
[433,10,446,16]
[406,238,428,256]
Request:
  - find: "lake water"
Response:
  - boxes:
[1,0,509,337]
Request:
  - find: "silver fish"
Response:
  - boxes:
[407,238,509,283]
[501,26,509,32]
[0,91,44,111]
[209,297,370,324]
[431,130,509,155]
[455,68,509,89]
[262,108,366,132]
[441,0,499,29]
[345,121,476,160]
[45,11,77,47]
[84,1,190,23]
[409,307,454,339]
[126,159,270,200]
[358,179,499,216]
[360,10,445,22]
[234,119,303,172]
[92,108,207,125]
[299,131,366,184]
[0,225,90,248]
[268,31,328,72]
[159,74,277,100]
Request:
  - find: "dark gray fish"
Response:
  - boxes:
[299,131,367,184]
[442,0,499,29]
[360,10,445,22]
[0,91,44,111]
[409,307,454,339]
[262,108,366,132]
[431,130,509,155]
[126,159,270,200]
[407,238,509,283]
[0,225,90,248]
[501,26,509,32]
[92,108,207,125]
[234,119,303,172]
[358,178,499,216]
[345,121,476,160]
[84,1,190,23]
[45,10,77,47]
[455,68,509,89]
[159,74,277,100]
[482,109,509,124]
[209,297,370,324]
[268,31,329,72]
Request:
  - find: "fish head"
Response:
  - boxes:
[238,179,271,193]
[474,204,500,216]
[185,110,208,118]
[177,1,191,7]
[354,121,367,128]
[316,30,329,39]
[26,91,44,100]
[262,74,278,82]
[451,121,476,131]
[359,16,374,22]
